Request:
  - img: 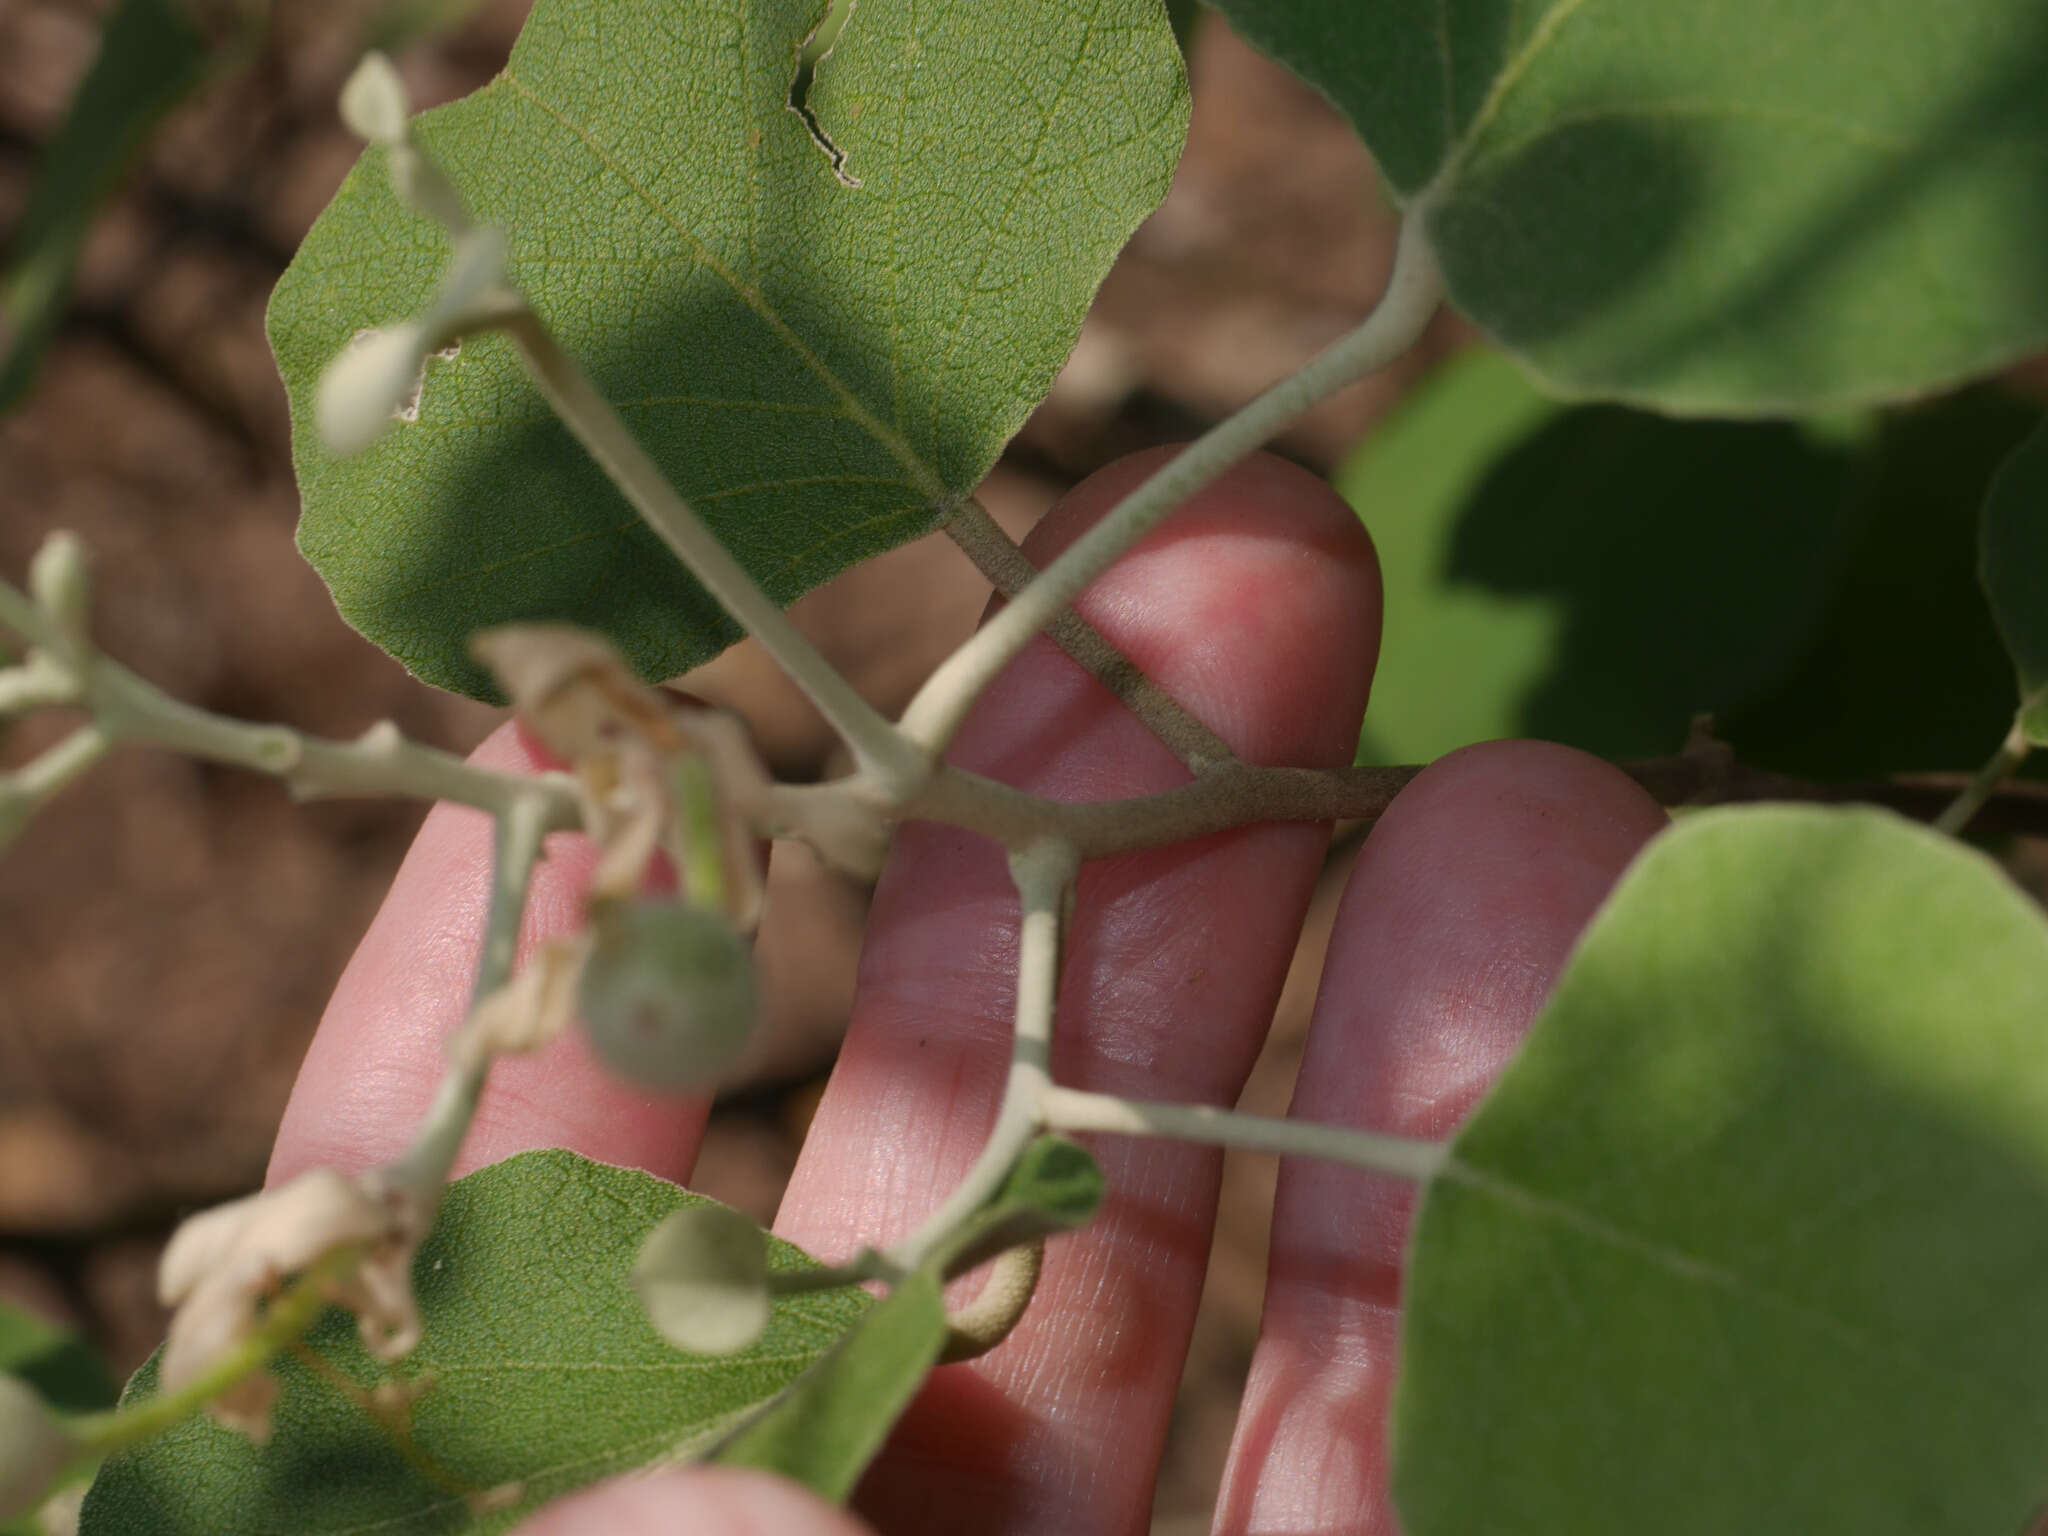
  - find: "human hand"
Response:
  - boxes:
[266,448,1666,1535]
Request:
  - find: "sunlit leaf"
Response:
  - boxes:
[1396,806,2048,1536]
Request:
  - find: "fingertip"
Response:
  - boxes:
[514,1466,874,1535]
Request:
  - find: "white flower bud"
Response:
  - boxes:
[579,901,759,1092]
[339,53,410,148]
[316,323,429,456]
[27,532,89,657]
[0,1375,75,1521]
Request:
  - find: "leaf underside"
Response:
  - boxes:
[1342,350,2040,777]
[270,0,1188,699]
[1213,0,2048,413]
[79,1150,869,1535]
[1977,418,2048,744]
[1396,806,2048,1536]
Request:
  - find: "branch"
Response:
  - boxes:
[1040,1087,1444,1182]
[1935,717,2034,837]
[499,310,932,802]
[944,497,1235,774]
[893,747,2048,865]
[0,548,583,827]
[385,790,554,1205]
[887,838,1078,1272]
[898,215,1445,758]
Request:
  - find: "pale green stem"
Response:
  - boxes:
[887,839,1077,1272]
[499,309,930,801]
[1040,1085,1446,1183]
[386,790,553,1203]
[765,1248,903,1295]
[0,653,75,714]
[898,214,1445,757]
[0,562,581,826]
[1935,715,2033,837]
[67,1263,336,1458]
[6,723,110,803]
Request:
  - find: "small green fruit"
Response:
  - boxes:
[578,901,758,1092]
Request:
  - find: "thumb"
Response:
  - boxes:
[514,1466,874,1535]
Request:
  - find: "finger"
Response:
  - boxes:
[514,1467,874,1536]
[267,721,707,1188]
[1213,741,1668,1536]
[772,449,1384,1536]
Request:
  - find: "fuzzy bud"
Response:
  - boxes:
[339,52,410,148]
[316,323,429,456]
[27,532,89,658]
[631,1204,770,1356]
[579,901,759,1092]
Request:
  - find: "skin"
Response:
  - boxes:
[268,449,1668,1535]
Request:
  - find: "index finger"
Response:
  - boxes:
[265,723,706,1189]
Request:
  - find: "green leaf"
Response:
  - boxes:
[79,1150,869,1535]
[1395,805,2048,1536]
[1718,389,2039,779]
[1212,0,2048,412]
[935,1134,1106,1275]
[1340,353,2040,776]
[270,0,1188,699]
[1978,417,2048,744]
[0,0,216,413]
[1338,348,1852,764]
[0,1304,114,1419]
[715,1269,945,1502]
[0,1307,111,1535]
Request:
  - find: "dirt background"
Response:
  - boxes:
[0,2,1463,1526]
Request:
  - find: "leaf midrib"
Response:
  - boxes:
[1441,1154,2030,1403]
[494,64,955,509]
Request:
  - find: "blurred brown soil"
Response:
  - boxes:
[0,2,1450,1524]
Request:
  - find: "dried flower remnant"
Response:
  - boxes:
[156,1169,424,1440]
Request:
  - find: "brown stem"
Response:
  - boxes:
[944,497,1236,775]
[902,750,2048,862]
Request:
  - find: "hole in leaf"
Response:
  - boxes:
[788,0,862,189]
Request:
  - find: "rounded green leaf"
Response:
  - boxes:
[80,1150,868,1535]
[1335,347,1851,765]
[1979,417,2048,743]
[1396,806,2048,1536]
[1213,0,2048,413]
[632,1204,772,1357]
[270,0,1187,698]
